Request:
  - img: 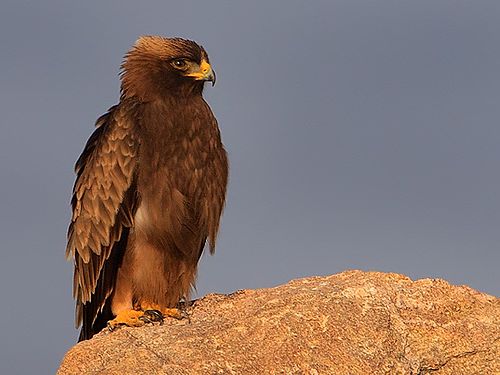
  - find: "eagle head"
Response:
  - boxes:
[120,36,215,100]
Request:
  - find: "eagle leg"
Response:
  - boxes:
[107,309,145,331]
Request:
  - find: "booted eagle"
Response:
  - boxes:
[66,36,228,341]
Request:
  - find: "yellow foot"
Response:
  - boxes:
[107,309,145,331]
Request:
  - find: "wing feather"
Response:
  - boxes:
[66,104,139,329]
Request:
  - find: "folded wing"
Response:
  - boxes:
[66,104,139,335]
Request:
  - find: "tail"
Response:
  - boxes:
[76,227,130,342]
[78,300,114,341]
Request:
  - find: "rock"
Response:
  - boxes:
[58,270,499,374]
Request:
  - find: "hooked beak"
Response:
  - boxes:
[186,59,216,86]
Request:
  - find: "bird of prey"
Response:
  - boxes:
[66,36,228,341]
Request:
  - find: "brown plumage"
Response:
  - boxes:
[66,36,228,341]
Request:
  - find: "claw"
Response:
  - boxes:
[177,300,191,323]
[107,322,118,332]
[140,309,164,325]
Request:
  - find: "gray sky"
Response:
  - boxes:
[1,1,499,373]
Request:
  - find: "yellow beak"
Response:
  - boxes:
[186,60,216,85]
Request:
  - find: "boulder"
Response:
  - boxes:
[58,270,499,374]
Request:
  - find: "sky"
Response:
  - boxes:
[1,1,499,373]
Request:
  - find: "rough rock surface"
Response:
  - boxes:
[58,270,499,374]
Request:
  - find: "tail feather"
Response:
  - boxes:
[78,300,113,341]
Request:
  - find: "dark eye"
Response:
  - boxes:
[171,59,188,69]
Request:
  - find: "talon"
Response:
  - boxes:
[179,307,191,322]
[177,299,191,322]
[138,315,152,324]
[140,302,189,322]
[107,319,125,332]
[141,309,164,324]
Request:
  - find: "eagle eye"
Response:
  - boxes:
[171,58,188,70]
